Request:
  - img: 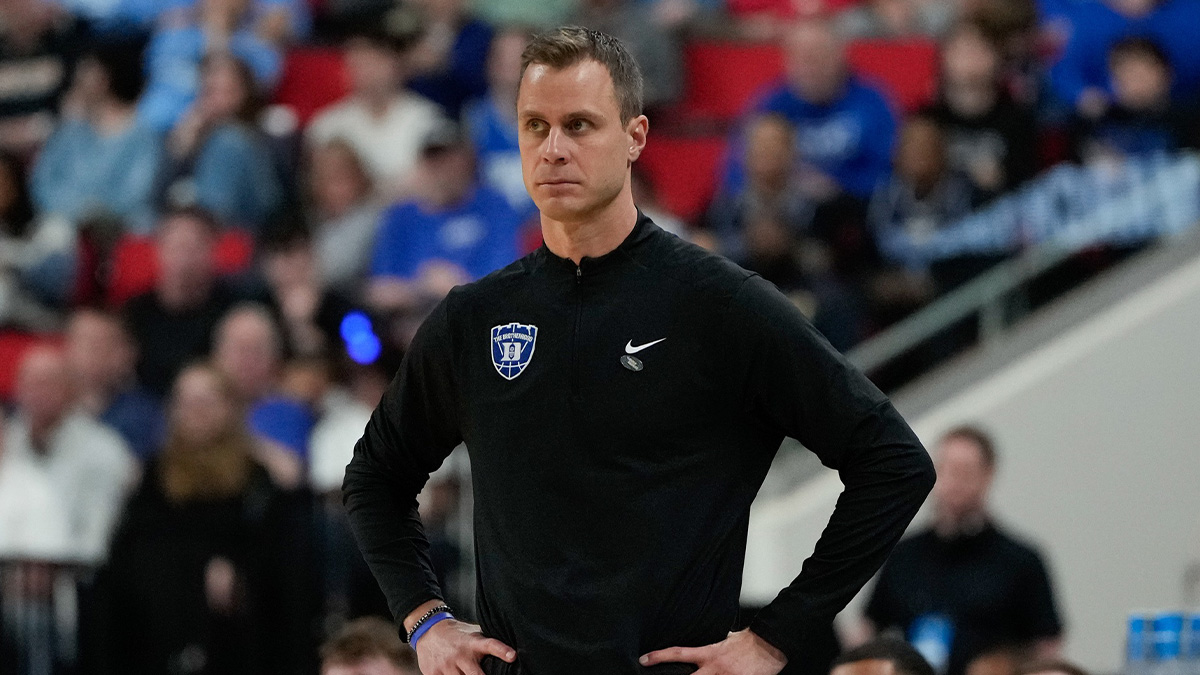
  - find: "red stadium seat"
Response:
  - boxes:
[678,38,938,124]
[106,230,257,307]
[679,41,785,122]
[637,135,728,223]
[274,47,351,127]
[0,331,63,401]
[845,38,939,113]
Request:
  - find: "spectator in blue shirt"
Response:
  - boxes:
[1071,37,1199,162]
[463,26,539,222]
[1049,0,1200,116]
[368,121,522,314]
[160,52,283,230]
[65,308,166,461]
[736,17,897,201]
[158,0,310,42]
[406,0,494,118]
[138,0,283,132]
[30,43,163,235]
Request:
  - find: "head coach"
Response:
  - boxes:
[342,26,936,675]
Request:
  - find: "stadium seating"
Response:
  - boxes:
[274,47,351,127]
[638,135,728,223]
[105,231,257,306]
[0,331,63,400]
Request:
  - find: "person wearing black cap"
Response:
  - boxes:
[343,26,935,675]
[366,119,525,317]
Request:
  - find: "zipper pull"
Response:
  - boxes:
[576,265,582,281]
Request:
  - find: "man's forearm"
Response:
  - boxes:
[342,448,445,626]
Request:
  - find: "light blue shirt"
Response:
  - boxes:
[30,117,164,233]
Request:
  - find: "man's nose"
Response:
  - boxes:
[542,128,568,164]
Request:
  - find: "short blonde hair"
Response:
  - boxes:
[320,617,418,672]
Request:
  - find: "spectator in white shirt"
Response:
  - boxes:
[0,346,137,564]
[306,9,445,197]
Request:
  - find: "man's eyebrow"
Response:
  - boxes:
[518,109,604,121]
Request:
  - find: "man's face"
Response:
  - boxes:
[66,312,135,389]
[517,59,647,224]
[785,20,847,104]
[322,656,413,675]
[832,658,898,675]
[942,28,1000,89]
[346,40,402,97]
[933,435,994,523]
[16,349,73,432]
[157,215,216,291]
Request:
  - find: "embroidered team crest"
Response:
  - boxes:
[491,322,538,380]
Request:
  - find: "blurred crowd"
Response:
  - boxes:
[0,0,1196,671]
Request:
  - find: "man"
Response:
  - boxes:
[746,17,897,200]
[123,207,241,397]
[367,121,523,315]
[1,347,136,563]
[65,307,165,461]
[321,617,421,675]
[307,9,445,193]
[830,639,935,675]
[344,27,935,675]
[866,426,1063,675]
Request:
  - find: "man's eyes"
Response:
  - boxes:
[524,119,592,132]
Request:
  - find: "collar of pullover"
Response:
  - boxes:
[536,210,656,278]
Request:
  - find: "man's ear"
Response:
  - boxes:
[627,114,649,163]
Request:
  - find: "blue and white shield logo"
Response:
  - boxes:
[491,322,538,380]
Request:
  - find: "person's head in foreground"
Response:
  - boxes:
[321,617,420,675]
[933,425,997,536]
[831,638,936,675]
[516,26,648,227]
[1017,659,1089,675]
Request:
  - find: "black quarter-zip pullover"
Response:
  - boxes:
[343,212,935,675]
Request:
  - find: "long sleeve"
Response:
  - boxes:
[730,275,936,662]
[342,295,463,627]
[29,121,81,217]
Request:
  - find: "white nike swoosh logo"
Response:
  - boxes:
[625,338,666,354]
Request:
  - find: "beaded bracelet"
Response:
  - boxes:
[405,604,453,644]
[410,611,453,649]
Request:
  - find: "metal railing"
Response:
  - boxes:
[845,244,1081,375]
[0,558,90,675]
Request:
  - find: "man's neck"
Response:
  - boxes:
[158,277,214,311]
[541,196,639,265]
[90,100,134,136]
[945,83,997,118]
[361,90,396,118]
[933,509,989,539]
[28,415,65,455]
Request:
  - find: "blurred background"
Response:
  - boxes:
[0,0,1197,672]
